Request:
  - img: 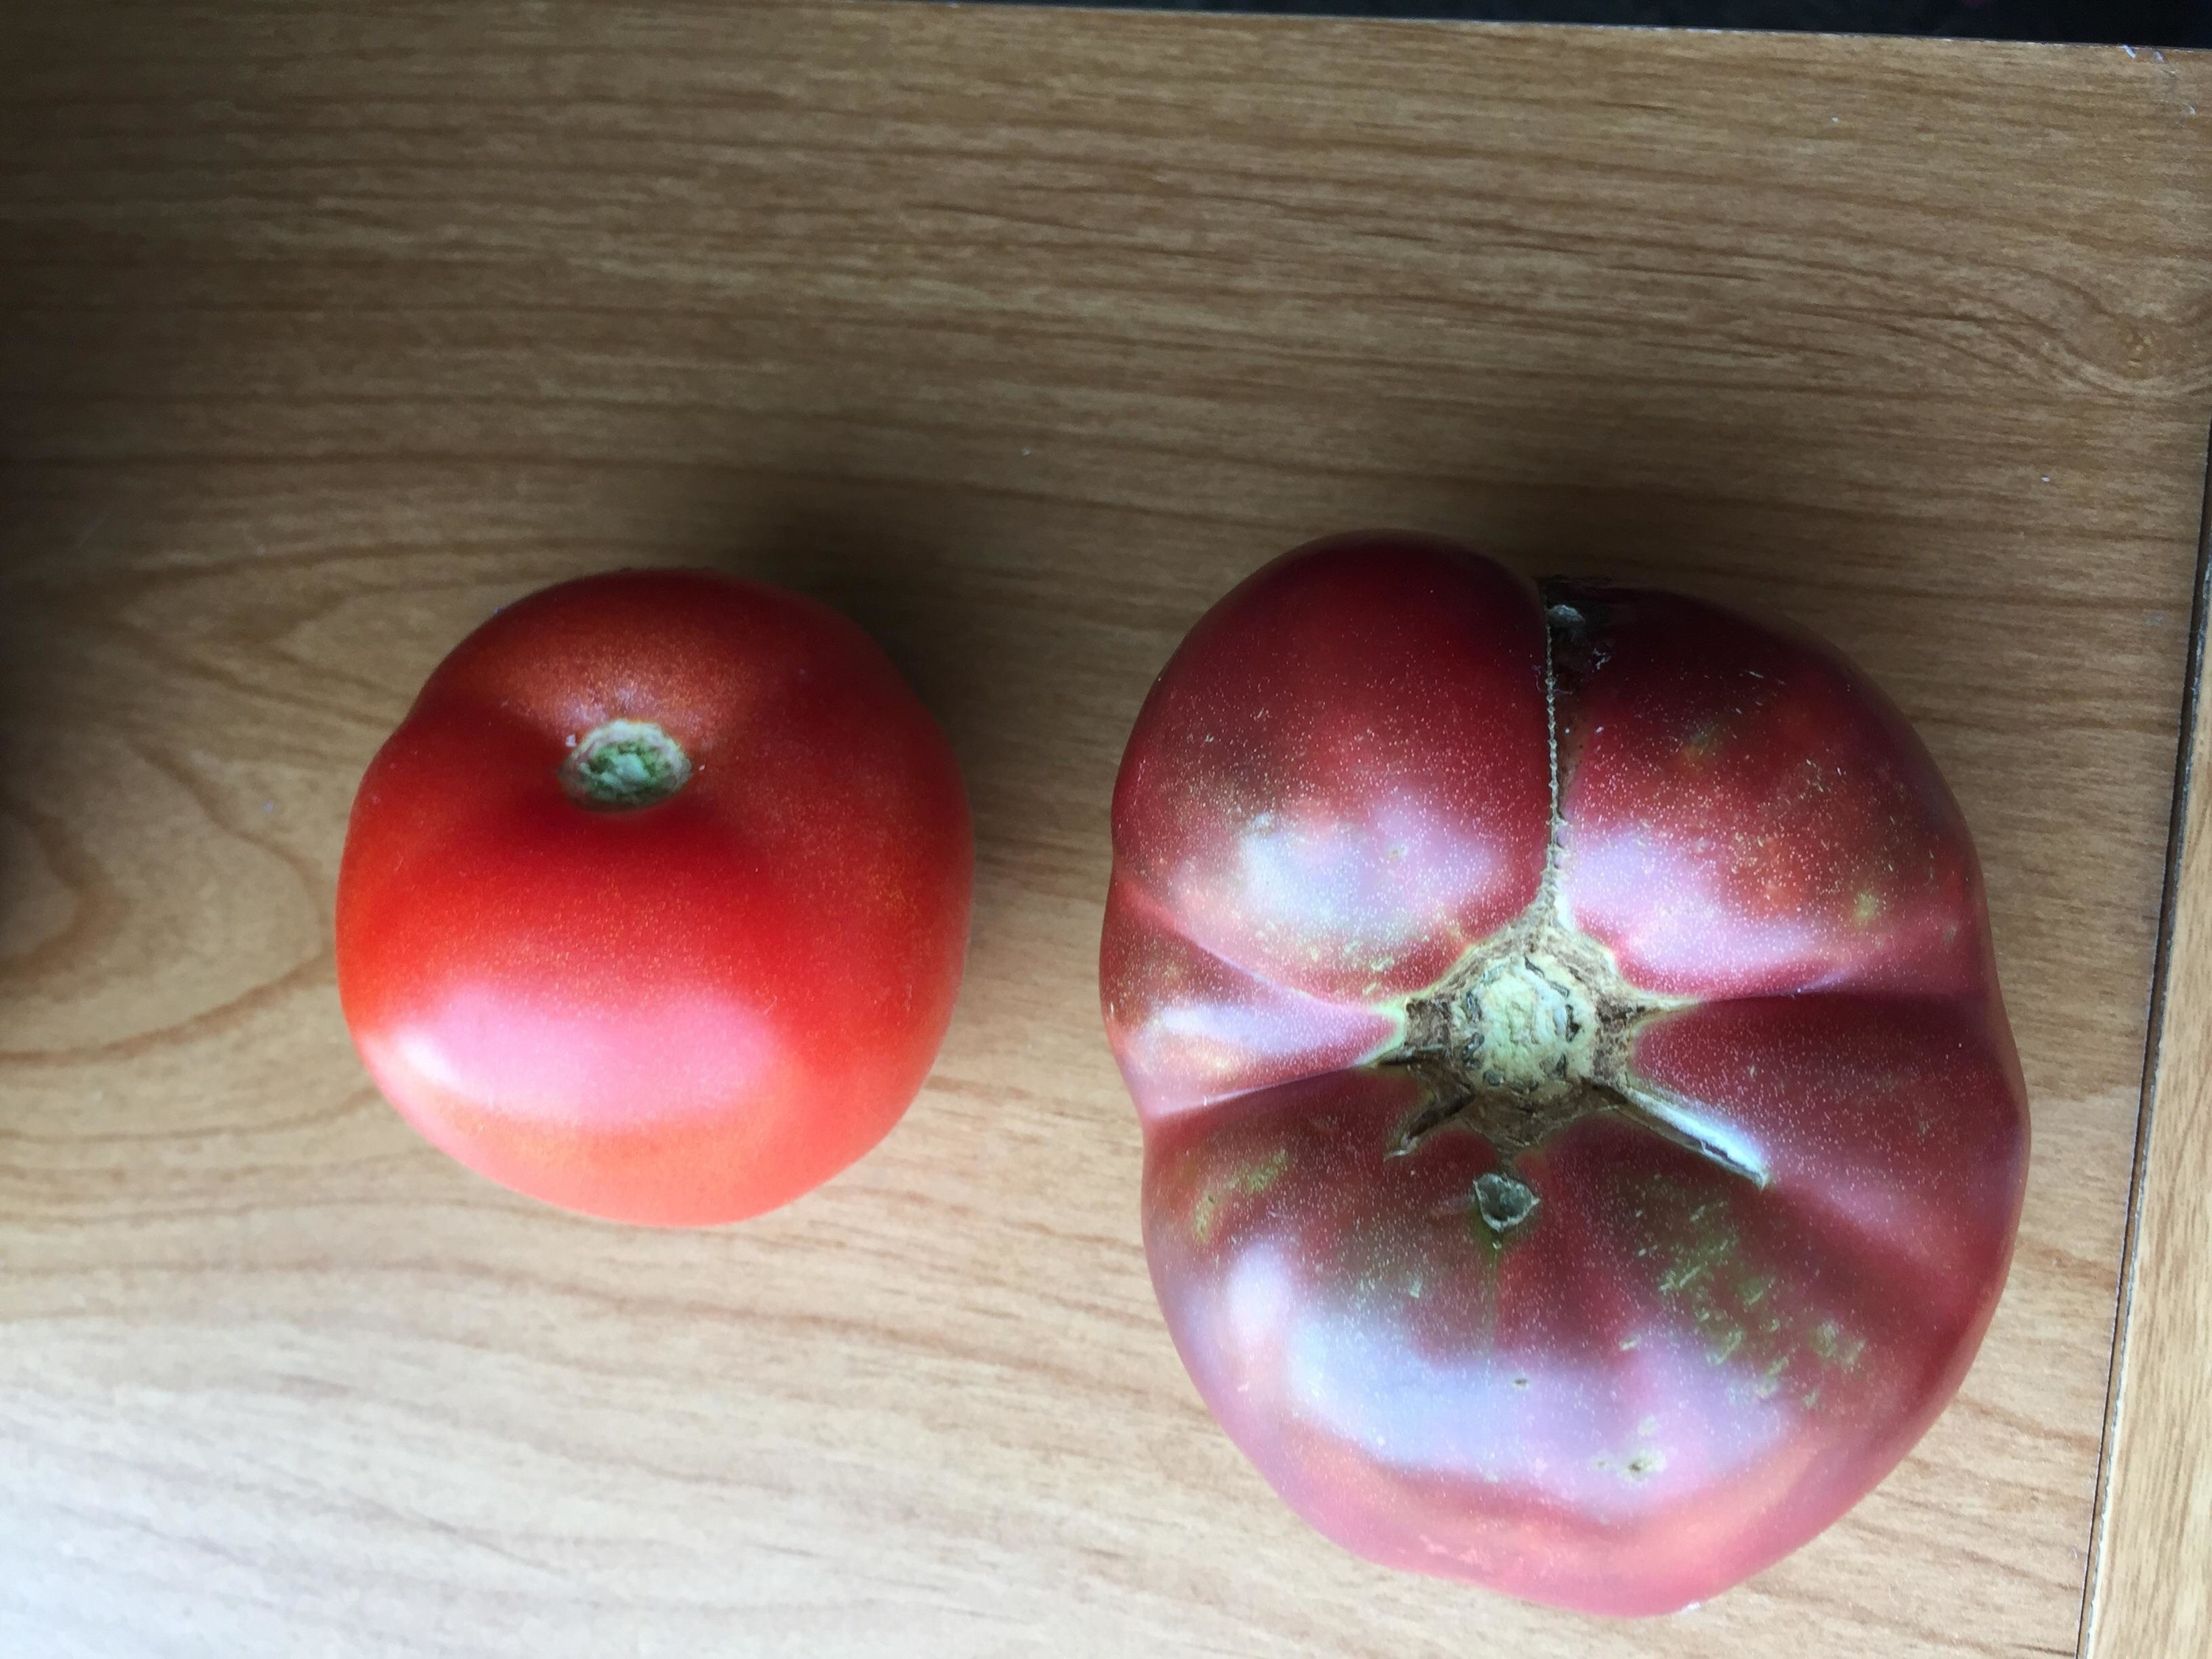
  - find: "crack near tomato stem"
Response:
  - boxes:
[1611,1078,1770,1189]
[1386,1063,1765,1192]
[1544,585,1565,911]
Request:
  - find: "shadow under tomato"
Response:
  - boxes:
[714,485,997,765]
[698,474,1061,1000]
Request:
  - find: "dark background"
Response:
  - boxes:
[1018,0,2211,44]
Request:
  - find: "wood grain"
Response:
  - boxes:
[1,4,2207,1655]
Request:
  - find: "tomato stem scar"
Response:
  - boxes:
[1473,1171,1539,1234]
[560,718,693,810]
[1382,588,1770,1194]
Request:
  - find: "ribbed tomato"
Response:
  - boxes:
[1102,532,2026,1614]
[338,569,972,1227]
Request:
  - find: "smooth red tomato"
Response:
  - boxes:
[1102,533,2027,1615]
[338,569,972,1227]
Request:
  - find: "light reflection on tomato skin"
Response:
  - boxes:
[1107,534,2027,1615]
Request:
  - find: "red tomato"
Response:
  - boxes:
[1102,533,2027,1614]
[338,569,972,1227]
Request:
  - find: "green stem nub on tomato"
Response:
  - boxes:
[561,719,692,810]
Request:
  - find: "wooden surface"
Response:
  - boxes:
[2,5,2209,1655]
[2084,470,2212,1659]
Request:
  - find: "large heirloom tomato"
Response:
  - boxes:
[1101,534,2027,1614]
[338,569,972,1227]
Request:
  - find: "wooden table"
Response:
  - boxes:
[3,4,2207,1655]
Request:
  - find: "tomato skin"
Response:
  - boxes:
[337,569,972,1227]
[1107,535,1551,1114]
[1104,534,2027,1614]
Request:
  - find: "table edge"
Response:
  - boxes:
[2080,422,2212,1659]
